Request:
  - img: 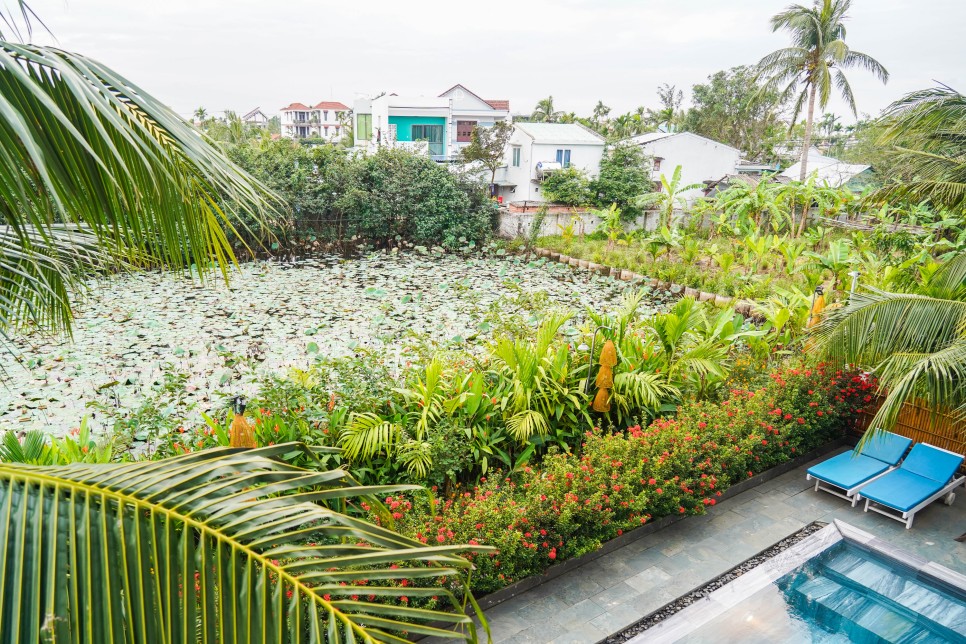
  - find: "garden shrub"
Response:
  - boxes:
[540,167,592,206]
[375,364,870,593]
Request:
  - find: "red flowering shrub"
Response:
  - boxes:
[368,364,869,593]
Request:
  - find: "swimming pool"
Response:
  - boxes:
[628,521,966,643]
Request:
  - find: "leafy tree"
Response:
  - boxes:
[869,85,966,215]
[649,83,683,130]
[714,176,785,232]
[592,100,611,128]
[635,165,704,229]
[756,0,888,181]
[682,66,787,161]
[540,166,592,206]
[592,143,651,218]
[458,120,513,186]
[531,95,562,123]
[338,148,492,248]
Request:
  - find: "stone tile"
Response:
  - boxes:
[554,599,607,628]
[550,575,606,607]
[500,621,567,644]
[514,594,570,623]
[547,622,608,644]
[588,602,652,634]
[622,545,668,573]
[581,557,634,589]
[589,581,642,611]
[624,566,672,594]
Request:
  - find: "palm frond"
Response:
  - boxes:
[0,444,490,642]
[0,42,284,337]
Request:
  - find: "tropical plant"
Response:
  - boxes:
[0,7,280,339]
[491,313,588,445]
[530,96,563,123]
[595,203,624,248]
[635,165,704,229]
[805,238,855,289]
[868,85,966,215]
[812,253,966,439]
[0,443,490,642]
[756,0,888,185]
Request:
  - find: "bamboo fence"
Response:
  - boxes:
[855,397,965,455]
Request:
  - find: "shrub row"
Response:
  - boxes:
[369,365,873,593]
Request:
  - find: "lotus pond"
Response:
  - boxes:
[1,251,671,436]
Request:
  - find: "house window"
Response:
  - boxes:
[555,149,571,167]
[457,120,477,142]
[512,146,521,167]
[357,114,372,141]
[323,110,329,121]
[653,157,663,172]
[412,124,444,156]
[324,126,329,136]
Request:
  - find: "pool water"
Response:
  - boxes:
[684,542,966,643]
[629,522,966,643]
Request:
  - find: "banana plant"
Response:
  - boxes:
[0,443,491,642]
[776,237,809,275]
[593,203,623,249]
[805,238,856,290]
[635,165,704,229]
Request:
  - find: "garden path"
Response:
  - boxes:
[441,448,966,644]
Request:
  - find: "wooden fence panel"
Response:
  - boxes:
[855,397,965,455]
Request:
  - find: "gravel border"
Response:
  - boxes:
[601,521,828,643]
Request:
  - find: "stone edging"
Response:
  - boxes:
[474,438,845,613]
[533,247,759,318]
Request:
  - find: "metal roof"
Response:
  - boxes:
[781,155,871,188]
[514,122,604,145]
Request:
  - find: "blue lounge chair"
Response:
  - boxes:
[857,443,965,529]
[806,432,912,506]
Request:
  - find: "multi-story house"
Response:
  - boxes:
[352,85,510,161]
[280,101,349,142]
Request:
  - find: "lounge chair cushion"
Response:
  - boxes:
[899,444,964,483]
[858,432,913,466]
[807,452,891,490]
[859,469,947,512]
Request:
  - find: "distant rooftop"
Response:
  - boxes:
[626,131,740,152]
[313,101,349,111]
[515,122,604,145]
[781,154,871,188]
[280,102,310,111]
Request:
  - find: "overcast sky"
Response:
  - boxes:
[22,0,966,123]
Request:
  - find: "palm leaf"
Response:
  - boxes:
[0,443,491,642]
[0,41,283,337]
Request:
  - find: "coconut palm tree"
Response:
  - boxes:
[636,165,704,229]
[193,106,209,124]
[756,0,888,183]
[812,253,966,438]
[869,84,966,214]
[0,4,280,341]
[531,95,562,123]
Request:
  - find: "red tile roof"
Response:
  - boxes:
[280,102,311,111]
[313,101,349,111]
[485,99,510,111]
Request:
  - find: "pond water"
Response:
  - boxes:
[1,252,664,436]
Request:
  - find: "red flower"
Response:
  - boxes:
[548,548,557,560]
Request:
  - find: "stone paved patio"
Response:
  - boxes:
[447,447,966,644]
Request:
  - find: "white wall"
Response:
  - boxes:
[637,133,740,203]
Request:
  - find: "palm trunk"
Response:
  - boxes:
[796,82,819,237]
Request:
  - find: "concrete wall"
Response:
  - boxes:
[497,209,661,238]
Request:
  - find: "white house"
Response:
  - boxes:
[495,123,605,204]
[280,101,349,141]
[781,151,871,190]
[353,85,510,161]
[438,84,510,156]
[626,132,741,203]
